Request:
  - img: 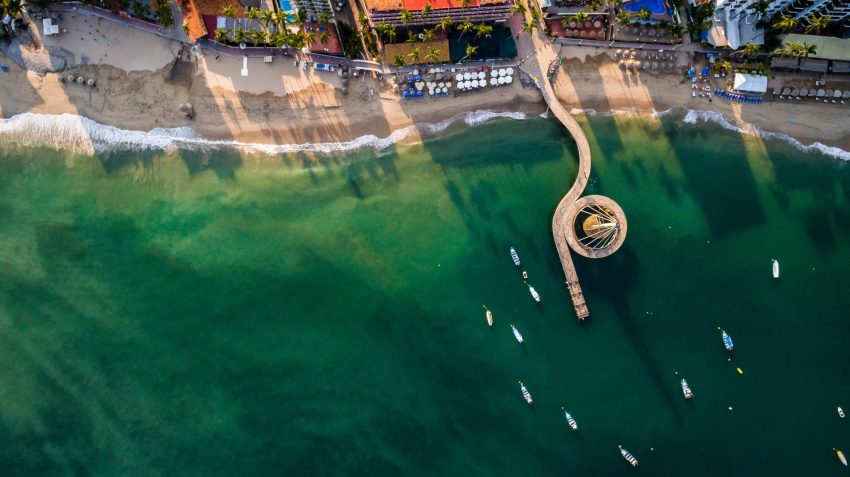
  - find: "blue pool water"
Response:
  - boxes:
[279,0,294,13]
[624,0,666,14]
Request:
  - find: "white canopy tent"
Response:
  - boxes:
[733,73,767,94]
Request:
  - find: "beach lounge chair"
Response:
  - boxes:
[241,57,248,77]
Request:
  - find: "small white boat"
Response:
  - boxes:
[839,406,845,418]
[519,381,533,404]
[510,247,521,266]
[718,327,734,351]
[681,379,693,399]
[772,259,779,278]
[836,448,848,466]
[522,270,528,280]
[511,324,524,344]
[528,285,540,303]
[562,407,578,430]
[483,306,493,327]
[619,445,638,467]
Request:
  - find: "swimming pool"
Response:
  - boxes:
[279,0,294,13]
[623,0,666,15]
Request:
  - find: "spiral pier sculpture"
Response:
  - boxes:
[521,51,627,320]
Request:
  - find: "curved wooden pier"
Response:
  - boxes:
[518,41,625,320]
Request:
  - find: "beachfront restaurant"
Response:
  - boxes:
[362,0,514,28]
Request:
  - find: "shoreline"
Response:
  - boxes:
[1,12,849,160]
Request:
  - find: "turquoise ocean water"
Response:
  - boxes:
[0,114,849,476]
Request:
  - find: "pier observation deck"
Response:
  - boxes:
[517,35,627,320]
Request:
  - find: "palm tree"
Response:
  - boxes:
[667,23,683,37]
[233,27,247,44]
[386,27,397,43]
[574,9,589,24]
[510,2,526,16]
[614,10,631,26]
[475,23,493,38]
[214,28,228,42]
[635,7,651,21]
[181,23,191,35]
[458,20,474,38]
[438,16,453,31]
[461,0,471,7]
[260,9,275,29]
[302,30,316,47]
[406,30,417,42]
[318,11,332,24]
[296,8,307,26]
[408,47,421,63]
[738,41,760,58]
[247,7,261,26]
[462,44,478,61]
[400,9,413,24]
[521,19,537,33]
[422,28,436,42]
[222,4,236,20]
[588,1,600,11]
[607,0,624,7]
[804,15,830,34]
[771,15,797,33]
[798,42,817,58]
[422,1,433,19]
[319,30,331,44]
[394,55,406,66]
[426,47,441,63]
[251,29,267,46]
[1,0,24,17]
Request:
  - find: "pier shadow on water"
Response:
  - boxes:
[575,244,684,424]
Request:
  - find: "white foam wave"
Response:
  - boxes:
[0,110,526,155]
[681,109,850,161]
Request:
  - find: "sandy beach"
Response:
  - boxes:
[1,11,849,154]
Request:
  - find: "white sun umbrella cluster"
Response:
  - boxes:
[426,80,450,96]
[457,68,515,91]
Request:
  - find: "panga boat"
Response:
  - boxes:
[519,381,533,404]
[839,406,845,418]
[562,407,578,430]
[511,324,524,344]
[485,307,493,327]
[619,445,638,467]
[772,259,780,278]
[718,327,734,351]
[510,247,521,266]
[836,449,848,466]
[528,285,541,303]
[522,270,528,280]
[681,379,694,399]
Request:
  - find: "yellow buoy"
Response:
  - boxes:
[737,367,743,375]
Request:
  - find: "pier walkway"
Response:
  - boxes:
[516,26,625,320]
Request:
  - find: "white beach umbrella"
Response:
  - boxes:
[413,69,419,76]
[799,88,808,96]
[491,69,498,77]
[817,88,825,97]
[507,67,514,76]
[442,87,448,94]
[464,72,471,80]
[490,77,497,85]
[834,90,842,98]
[506,75,513,84]
[456,73,463,82]
[479,79,486,87]
[478,72,485,80]
[843,91,850,99]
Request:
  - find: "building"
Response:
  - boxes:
[774,0,850,25]
[363,0,514,28]
[732,72,768,93]
[771,34,850,73]
[707,0,766,49]
[292,0,334,17]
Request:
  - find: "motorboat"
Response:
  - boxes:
[522,270,528,280]
[772,259,779,278]
[718,327,734,351]
[510,247,521,266]
[519,381,533,404]
[836,449,848,466]
[619,445,638,467]
[511,324,524,344]
[562,407,578,430]
[681,379,694,399]
[839,406,845,419]
[485,307,493,327]
[528,285,541,303]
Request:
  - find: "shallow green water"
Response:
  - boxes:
[1,115,849,476]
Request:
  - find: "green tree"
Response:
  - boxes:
[422,28,435,42]
[426,47,441,63]
[462,44,478,61]
[302,30,316,46]
[233,27,247,44]
[400,9,413,24]
[738,41,760,58]
[635,7,651,21]
[394,55,406,66]
[574,9,589,24]
[214,27,228,42]
[318,11,332,24]
[319,30,331,43]
[422,1,433,18]
[798,42,817,58]
[181,22,190,35]
[458,19,474,38]
[475,23,493,38]
[771,15,797,33]
[438,16,453,31]
[510,2,526,16]
[408,47,421,63]
[521,19,537,33]
[804,15,830,34]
